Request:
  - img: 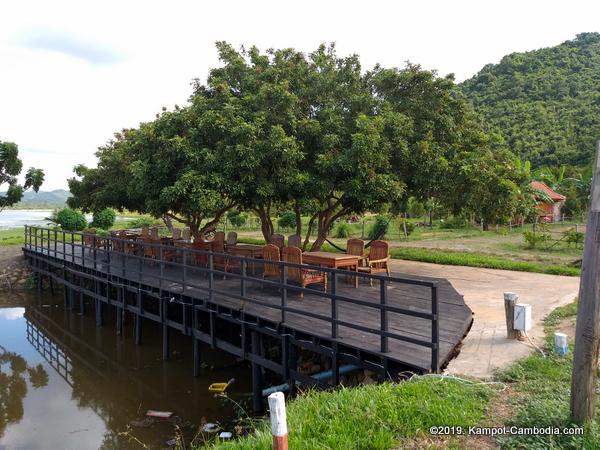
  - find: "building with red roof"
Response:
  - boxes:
[530,181,566,222]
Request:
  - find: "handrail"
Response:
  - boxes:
[23,225,441,371]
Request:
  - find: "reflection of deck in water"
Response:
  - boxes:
[24,226,473,411]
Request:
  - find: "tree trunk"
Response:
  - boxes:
[162,214,173,231]
[294,201,302,237]
[256,206,274,242]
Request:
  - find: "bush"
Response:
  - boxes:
[564,229,584,248]
[399,220,415,236]
[523,231,551,249]
[439,215,467,229]
[368,215,390,240]
[128,216,155,228]
[407,197,425,218]
[55,208,87,231]
[334,222,351,238]
[277,211,297,229]
[90,208,116,229]
[227,210,247,228]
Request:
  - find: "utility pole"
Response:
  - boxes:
[571,141,600,424]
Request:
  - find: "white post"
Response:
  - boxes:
[268,392,288,450]
[504,292,519,339]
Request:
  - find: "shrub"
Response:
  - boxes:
[399,220,415,236]
[564,229,584,248]
[439,215,467,229]
[277,211,296,229]
[523,231,551,249]
[55,208,87,231]
[90,208,116,229]
[129,216,155,228]
[368,215,390,240]
[227,210,247,228]
[407,197,425,218]
[334,222,351,238]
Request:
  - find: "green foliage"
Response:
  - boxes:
[0,140,44,211]
[368,215,390,240]
[277,211,296,230]
[439,215,468,229]
[407,197,425,218]
[461,32,600,167]
[226,210,247,228]
[564,229,585,248]
[90,208,116,229]
[55,208,87,231]
[128,216,155,229]
[522,230,551,249]
[333,222,351,238]
[399,220,414,236]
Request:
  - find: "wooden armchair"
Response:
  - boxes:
[226,232,238,247]
[82,228,96,246]
[281,246,327,298]
[347,238,367,266]
[262,244,281,287]
[150,227,160,240]
[212,238,240,275]
[357,240,390,285]
[287,234,302,248]
[270,234,285,249]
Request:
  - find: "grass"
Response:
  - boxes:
[494,301,599,449]
[210,378,495,449]
[390,247,581,277]
[0,228,26,246]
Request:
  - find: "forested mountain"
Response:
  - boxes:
[0,189,71,208]
[461,32,600,167]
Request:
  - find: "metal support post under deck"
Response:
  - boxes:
[251,331,263,413]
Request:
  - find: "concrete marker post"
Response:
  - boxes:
[268,392,288,450]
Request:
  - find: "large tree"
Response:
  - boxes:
[0,141,44,211]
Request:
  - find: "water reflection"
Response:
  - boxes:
[0,296,252,449]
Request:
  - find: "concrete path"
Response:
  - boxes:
[390,260,579,379]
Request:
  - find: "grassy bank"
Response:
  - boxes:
[204,301,595,450]
[390,247,581,277]
[0,229,25,246]
[211,378,495,449]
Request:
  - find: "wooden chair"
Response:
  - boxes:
[82,228,96,246]
[270,234,285,249]
[347,238,367,266]
[141,227,150,239]
[281,246,327,298]
[212,238,240,275]
[115,230,137,255]
[214,231,225,245]
[150,227,160,240]
[172,228,182,240]
[357,240,390,285]
[182,228,191,242]
[262,244,280,287]
[226,232,238,247]
[287,234,301,248]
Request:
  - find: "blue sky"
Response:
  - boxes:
[1,0,599,190]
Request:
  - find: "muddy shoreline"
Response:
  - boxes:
[0,245,32,291]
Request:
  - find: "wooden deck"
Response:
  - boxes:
[24,239,473,372]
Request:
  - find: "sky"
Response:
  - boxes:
[1,0,599,190]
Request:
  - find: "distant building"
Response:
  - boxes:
[531,181,566,222]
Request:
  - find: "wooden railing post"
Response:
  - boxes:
[380,278,389,353]
[431,284,439,373]
[331,271,338,339]
[281,264,288,324]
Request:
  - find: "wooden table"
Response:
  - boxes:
[302,251,360,288]
[227,244,264,274]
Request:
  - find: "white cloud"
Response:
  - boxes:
[0,308,25,320]
[1,0,599,190]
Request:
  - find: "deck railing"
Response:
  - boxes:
[24,225,440,372]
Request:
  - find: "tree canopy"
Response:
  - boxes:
[461,32,600,168]
[0,141,44,211]
[69,42,523,246]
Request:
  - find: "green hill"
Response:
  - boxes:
[2,189,71,209]
[461,32,600,167]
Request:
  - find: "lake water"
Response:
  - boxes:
[0,292,251,449]
[0,210,55,230]
[0,210,130,230]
